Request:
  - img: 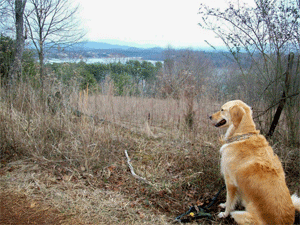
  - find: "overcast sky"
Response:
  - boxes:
[74,0,231,49]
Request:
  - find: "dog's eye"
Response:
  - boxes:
[221,109,224,111]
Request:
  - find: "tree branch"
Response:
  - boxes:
[124,150,158,189]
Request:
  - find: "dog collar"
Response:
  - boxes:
[226,133,256,144]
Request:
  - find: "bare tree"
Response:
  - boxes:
[199,0,300,142]
[0,0,10,30]
[0,0,7,21]
[0,0,27,86]
[199,0,300,92]
[25,0,85,90]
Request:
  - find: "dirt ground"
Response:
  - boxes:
[0,191,67,225]
[1,169,299,225]
[1,190,299,225]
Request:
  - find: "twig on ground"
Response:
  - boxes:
[124,150,158,189]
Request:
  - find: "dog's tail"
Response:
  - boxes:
[292,193,300,211]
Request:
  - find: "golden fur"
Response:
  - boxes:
[210,100,300,225]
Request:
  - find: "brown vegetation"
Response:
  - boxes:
[0,81,299,224]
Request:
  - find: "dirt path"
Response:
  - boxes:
[0,191,67,225]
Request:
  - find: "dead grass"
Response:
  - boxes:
[0,160,170,224]
[0,82,299,224]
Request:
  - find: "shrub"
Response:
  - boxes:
[0,35,15,85]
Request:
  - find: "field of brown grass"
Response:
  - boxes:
[1,83,299,224]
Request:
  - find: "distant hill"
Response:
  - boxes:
[74,41,161,50]
[79,41,131,50]
[59,41,165,61]
[45,41,232,65]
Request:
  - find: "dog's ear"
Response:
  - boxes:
[230,105,245,127]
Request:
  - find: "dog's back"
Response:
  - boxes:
[223,135,295,224]
[211,100,300,224]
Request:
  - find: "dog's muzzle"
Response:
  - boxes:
[215,119,226,127]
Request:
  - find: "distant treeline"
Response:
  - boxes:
[1,34,250,97]
[47,60,163,95]
[44,49,250,97]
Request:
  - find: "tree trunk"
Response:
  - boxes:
[39,50,44,91]
[9,0,27,86]
[267,53,294,138]
[38,17,44,93]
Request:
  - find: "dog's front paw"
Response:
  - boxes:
[219,203,226,209]
[218,212,228,218]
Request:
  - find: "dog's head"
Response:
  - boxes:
[209,100,256,137]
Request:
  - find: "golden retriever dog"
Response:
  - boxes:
[209,100,300,225]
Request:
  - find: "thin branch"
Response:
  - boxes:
[254,92,300,119]
[124,150,158,189]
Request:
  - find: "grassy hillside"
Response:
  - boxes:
[1,82,299,224]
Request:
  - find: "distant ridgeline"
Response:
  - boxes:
[44,41,233,65]
[45,41,165,62]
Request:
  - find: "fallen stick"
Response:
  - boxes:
[124,150,157,188]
